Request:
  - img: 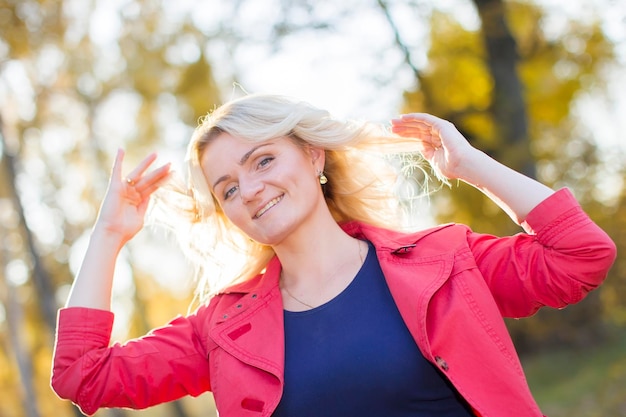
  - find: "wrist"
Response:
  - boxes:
[90,223,129,252]
[452,148,492,186]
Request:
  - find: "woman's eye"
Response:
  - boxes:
[258,157,274,168]
[224,185,238,200]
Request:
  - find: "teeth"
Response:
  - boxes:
[255,196,283,218]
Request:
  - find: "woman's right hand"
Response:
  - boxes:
[95,149,171,246]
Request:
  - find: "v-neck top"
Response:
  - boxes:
[272,243,474,416]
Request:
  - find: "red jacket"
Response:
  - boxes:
[51,189,616,416]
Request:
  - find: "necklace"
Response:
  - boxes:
[282,285,317,309]
[281,240,365,309]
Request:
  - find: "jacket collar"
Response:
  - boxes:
[220,221,455,296]
[341,221,454,255]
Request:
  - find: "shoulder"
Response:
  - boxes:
[343,221,472,256]
[194,256,282,319]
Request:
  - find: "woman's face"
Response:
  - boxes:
[201,133,326,246]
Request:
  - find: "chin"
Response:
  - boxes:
[249,226,292,247]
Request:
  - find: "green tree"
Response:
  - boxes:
[398,0,619,351]
[0,1,220,415]
[1,0,624,416]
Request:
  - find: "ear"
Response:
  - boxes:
[307,146,325,171]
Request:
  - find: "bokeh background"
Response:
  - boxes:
[1,0,625,416]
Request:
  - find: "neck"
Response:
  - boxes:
[274,214,367,310]
[273,215,356,281]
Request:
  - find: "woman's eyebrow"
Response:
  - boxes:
[212,174,230,190]
[239,143,272,165]
[212,143,274,189]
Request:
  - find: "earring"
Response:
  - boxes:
[319,171,328,185]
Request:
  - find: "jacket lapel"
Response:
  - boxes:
[209,257,285,379]
[344,221,456,357]
[207,222,458,380]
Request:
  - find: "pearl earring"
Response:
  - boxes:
[319,171,328,185]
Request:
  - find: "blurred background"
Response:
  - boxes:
[1,0,625,416]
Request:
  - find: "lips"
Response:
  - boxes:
[254,195,284,219]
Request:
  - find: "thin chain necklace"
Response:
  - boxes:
[281,241,365,309]
[282,285,317,309]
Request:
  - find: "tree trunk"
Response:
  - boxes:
[1,115,86,417]
[3,282,42,417]
[472,0,536,178]
[0,223,41,417]
[0,116,58,332]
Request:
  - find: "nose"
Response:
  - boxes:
[239,176,264,204]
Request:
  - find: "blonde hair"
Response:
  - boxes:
[150,94,432,303]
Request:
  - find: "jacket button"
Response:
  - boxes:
[222,314,228,319]
[251,294,258,299]
[236,304,243,308]
[435,356,449,371]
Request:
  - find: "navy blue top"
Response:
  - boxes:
[272,242,475,417]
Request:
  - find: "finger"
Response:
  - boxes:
[140,173,171,198]
[110,149,125,183]
[391,118,430,131]
[391,124,432,134]
[393,114,448,132]
[391,125,443,150]
[393,113,450,133]
[125,152,159,184]
[133,163,172,194]
[391,113,428,124]
[399,113,442,123]
[391,123,436,138]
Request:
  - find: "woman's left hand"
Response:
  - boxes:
[390,113,478,180]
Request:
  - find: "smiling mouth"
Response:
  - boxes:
[254,195,284,219]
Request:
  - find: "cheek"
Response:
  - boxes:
[284,160,317,187]
[221,203,246,225]
[300,169,322,193]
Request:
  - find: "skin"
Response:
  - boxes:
[390,114,554,224]
[202,133,367,310]
[66,150,172,310]
[65,113,554,312]
[202,134,328,246]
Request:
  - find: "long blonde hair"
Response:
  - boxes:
[150,94,431,302]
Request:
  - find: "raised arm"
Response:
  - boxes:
[391,113,554,224]
[66,149,171,310]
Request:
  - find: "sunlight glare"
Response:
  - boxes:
[5,259,29,287]
[89,1,122,46]
[3,61,36,121]
[93,90,142,152]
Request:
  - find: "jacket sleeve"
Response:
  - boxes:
[466,188,617,318]
[51,306,212,415]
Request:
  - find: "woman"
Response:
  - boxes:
[51,94,616,417]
